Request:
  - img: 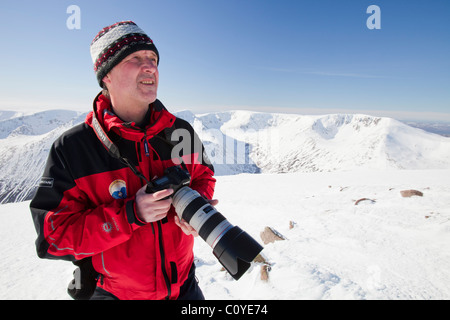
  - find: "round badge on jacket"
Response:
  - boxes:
[109,180,127,199]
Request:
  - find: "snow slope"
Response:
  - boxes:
[0,110,86,203]
[1,109,450,203]
[1,170,449,299]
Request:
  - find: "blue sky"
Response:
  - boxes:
[0,0,449,121]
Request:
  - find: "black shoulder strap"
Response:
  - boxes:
[91,110,150,184]
[91,108,187,181]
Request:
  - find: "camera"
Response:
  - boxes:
[145,166,191,196]
[146,166,263,280]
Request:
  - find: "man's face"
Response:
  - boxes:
[103,50,159,107]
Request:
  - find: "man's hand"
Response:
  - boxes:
[173,198,219,236]
[135,185,173,223]
[174,216,199,237]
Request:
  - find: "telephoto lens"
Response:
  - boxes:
[172,187,263,280]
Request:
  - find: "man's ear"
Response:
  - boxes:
[102,73,111,87]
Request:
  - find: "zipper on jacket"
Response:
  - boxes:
[136,142,142,162]
[144,139,150,157]
[143,133,150,157]
[157,220,172,300]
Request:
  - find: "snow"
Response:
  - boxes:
[2,109,450,203]
[194,111,450,174]
[0,110,86,203]
[1,108,450,299]
[1,169,449,300]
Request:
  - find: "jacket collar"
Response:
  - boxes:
[86,92,176,141]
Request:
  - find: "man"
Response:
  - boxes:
[30,21,216,300]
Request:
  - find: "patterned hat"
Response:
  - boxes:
[90,21,159,87]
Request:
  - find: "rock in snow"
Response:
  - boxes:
[400,189,424,197]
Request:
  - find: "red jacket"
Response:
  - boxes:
[30,94,215,299]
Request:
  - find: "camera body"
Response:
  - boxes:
[145,166,191,195]
[145,165,263,280]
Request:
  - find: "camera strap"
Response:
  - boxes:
[91,109,150,184]
[91,105,187,183]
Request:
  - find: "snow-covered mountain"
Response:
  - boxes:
[192,111,450,174]
[405,121,450,137]
[1,109,449,204]
[0,110,86,203]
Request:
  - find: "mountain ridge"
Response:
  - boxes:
[1,109,449,203]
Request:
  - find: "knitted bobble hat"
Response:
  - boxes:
[90,21,159,87]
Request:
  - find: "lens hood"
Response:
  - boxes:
[212,226,263,280]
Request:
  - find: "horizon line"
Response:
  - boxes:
[1,102,449,123]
